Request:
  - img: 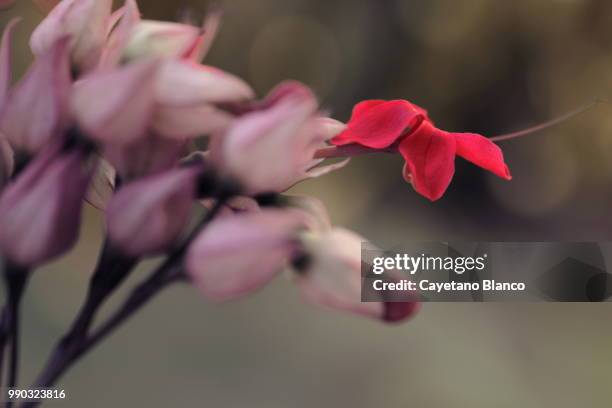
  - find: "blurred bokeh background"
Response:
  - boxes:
[3,0,612,406]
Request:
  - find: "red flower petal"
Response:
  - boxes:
[332,100,425,149]
[453,132,512,180]
[399,121,456,201]
[350,99,386,118]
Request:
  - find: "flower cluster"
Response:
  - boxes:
[0,0,522,391]
[0,0,428,327]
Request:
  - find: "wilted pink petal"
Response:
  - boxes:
[213,82,321,193]
[85,156,115,210]
[30,0,113,72]
[0,144,93,267]
[121,20,201,62]
[186,209,310,301]
[0,18,20,107]
[103,133,186,181]
[156,61,254,107]
[99,0,141,69]
[153,103,233,140]
[106,165,200,257]
[72,59,159,145]
[0,138,13,189]
[0,38,71,155]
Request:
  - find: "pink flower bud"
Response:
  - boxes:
[211,82,329,193]
[72,59,159,145]
[0,37,71,155]
[295,229,418,323]
[0,145,94,267]
[30,0,113,72]
[186,209,310,301]
[106,165,200,257]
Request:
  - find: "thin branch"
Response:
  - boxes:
[25,197,230,401]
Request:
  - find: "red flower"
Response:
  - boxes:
[331,100,512,201]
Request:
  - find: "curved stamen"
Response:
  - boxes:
[491,99,603,142]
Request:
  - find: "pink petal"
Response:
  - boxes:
[72,59,159,145]
[453,132,512,180]
[186,209,310,301]
[30,0,113,72]
[0,37,71,154]
[332,100,425,149]
[398,121,457,201]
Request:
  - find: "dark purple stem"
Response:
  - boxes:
[2,264,28,408]
[23,197,229,407]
